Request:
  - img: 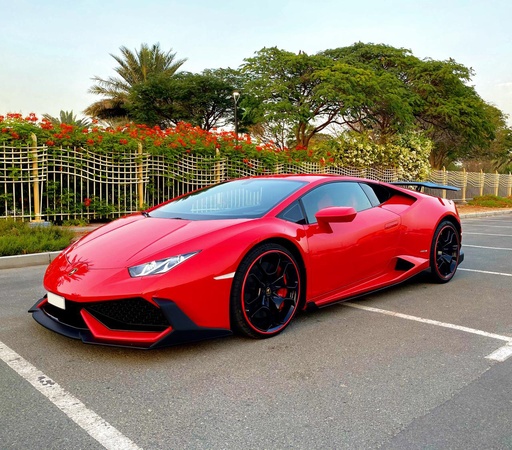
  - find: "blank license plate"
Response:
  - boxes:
[47,292,66,310]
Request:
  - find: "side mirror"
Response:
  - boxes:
[315,206,357,228]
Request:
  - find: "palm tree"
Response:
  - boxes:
[43,110,90,127]
[84,43,187,120]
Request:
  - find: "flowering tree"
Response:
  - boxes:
[0,113,433,177]
[0,113,300,168]
[313,131,432,180]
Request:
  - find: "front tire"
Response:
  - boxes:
[430,220,461,283]
[230,243,301,339]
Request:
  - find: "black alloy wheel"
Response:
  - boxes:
[231,243,301,338]
[430,220,461,283]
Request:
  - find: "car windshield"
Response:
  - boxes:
[149,178,307,220]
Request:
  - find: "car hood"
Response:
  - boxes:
[65,214,250,269]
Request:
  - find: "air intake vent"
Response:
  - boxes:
[86,298,169,331]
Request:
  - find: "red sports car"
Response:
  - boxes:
[30,175,464,348]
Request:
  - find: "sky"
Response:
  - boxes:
[1,0,511,124]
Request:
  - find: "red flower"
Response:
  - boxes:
[60,123,74,133]
[40,119,53,130]
[46,140,55,146]
[84,198,91,208]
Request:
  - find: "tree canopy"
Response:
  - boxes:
[43,110,90,127]
[84,41,509,170]
[85,43,186,120]
[127,69,238,131]
[240,43,498,167]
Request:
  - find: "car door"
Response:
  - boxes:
[301,182,402,302]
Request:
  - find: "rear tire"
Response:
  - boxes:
[230,243,301,339]
[430,220,461,283]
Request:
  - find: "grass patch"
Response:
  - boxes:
[63,218,89,226]
[0,220,74,256]
[468,195,512,208]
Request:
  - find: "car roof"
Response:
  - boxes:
[243,174,371,185]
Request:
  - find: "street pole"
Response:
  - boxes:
[233,91,240,145]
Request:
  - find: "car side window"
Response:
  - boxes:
[359,182,392,205]
[300,182,373,224]
[278,201,307,225]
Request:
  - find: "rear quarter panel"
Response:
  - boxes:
[385,192,460,259]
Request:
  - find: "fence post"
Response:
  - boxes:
[30,133,43,222]
[479,170,484,197]
[508,173,512,198]
[215,148,221,183]
[137,142,144,210]
[494,171,499,197]
[442,167,447,199]
[461,168,467,204]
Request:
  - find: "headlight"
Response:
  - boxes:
[128,251,199,277]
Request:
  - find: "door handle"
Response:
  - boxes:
[385,220,399,229]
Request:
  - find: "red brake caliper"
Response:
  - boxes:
[276,272,288,308]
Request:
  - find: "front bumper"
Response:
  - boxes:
[29,296,232,349]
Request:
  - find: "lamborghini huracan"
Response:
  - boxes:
[30,175,464,348]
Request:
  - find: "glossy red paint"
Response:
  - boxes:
[31,175,463,348]
[81,309,173,345]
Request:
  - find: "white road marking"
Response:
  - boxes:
[343,303,511,341]
[0,341,142,450]
[485,343,512,362]
[463,244,512,251]
[458,268,512,277]
[463,219,512,224]
[463,223,512,228]
[464,232,512,237]
[342,302,512,362]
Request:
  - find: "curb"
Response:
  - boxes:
[0,251,61,270]
[1,211,511,270]
[459,209,512,219]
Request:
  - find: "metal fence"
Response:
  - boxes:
[2,142,512,222]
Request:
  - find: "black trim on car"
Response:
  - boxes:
[29,296,232,349]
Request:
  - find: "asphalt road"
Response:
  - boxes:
[1,214,512,449]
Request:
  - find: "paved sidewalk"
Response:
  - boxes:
[1,210,512,270]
